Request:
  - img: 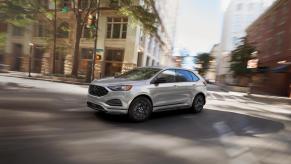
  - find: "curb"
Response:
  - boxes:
[244,94,291,104]
[0,74,89,86]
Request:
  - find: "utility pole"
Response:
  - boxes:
[52,0,57,74]
[91,0,101,82]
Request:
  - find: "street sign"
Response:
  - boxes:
[96,48,104,52]
[247,59,259,69]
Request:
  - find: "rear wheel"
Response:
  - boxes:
[128,97,152,122]
[191,94,205,113]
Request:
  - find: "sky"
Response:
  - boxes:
[175,0,230,56]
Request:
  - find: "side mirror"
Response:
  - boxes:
[153,77,167,84]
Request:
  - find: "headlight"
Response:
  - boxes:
[107,85,132,91]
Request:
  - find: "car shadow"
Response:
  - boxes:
[94,108,284,140]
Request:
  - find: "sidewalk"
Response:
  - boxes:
[0,71,89,85]
[214,83,291,104]
[244,93,291,105]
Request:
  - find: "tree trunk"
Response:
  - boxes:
[71,18,83,77]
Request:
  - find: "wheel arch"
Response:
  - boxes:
[129,94,153,107]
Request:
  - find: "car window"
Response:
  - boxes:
[116,68,161,80]
[156,69,176,83]
[176,69,199,82]
[190,72,200,82]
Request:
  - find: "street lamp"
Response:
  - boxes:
[28,42,34,77]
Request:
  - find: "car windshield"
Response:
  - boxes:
[116,68,161,81]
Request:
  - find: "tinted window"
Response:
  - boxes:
[176,70,199,82]
[156,69,175,83]
[117,68,161,81]
[191,73,200,81]
[176,70,192,82]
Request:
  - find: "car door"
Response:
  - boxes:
[149,69,182,108]
[175,69,198,105]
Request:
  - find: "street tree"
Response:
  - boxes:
[195,53,214,76]
[0,0,60,74]
[0,0,160,77]
[0,33,5,50]
[230,37,255,77]
[70,0,160,77]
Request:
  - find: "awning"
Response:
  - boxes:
[271,64,291,73]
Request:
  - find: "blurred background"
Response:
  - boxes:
[1,1,291,164]
[0,0,290,97]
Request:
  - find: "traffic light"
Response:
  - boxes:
[86,15,96,29]
[96,54,102,61]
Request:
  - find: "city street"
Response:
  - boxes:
[1,76,291,164]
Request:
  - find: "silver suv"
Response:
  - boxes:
[87,67,207,122]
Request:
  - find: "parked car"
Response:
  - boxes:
[87,67,207,122]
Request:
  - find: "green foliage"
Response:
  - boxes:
[230,37,255,77]
[195,53,214,76]
[119,0,159,34]
[0,0,54,26]
[0,33,6,49]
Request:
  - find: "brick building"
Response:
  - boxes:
[247,0,291,97]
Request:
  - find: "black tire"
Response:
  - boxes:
[191,94,205,113]
[128,97,152,122]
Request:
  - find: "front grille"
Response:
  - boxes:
[89,85,108,97]
[106,99,122,106]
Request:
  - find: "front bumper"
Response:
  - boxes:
[87,93,131,114]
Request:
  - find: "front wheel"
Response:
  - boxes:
[128,97,152,122]
[191,94,205,113]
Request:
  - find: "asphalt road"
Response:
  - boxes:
[1,76,291,164]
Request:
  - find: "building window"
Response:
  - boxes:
[151,60,155,66]
[282,3,289,15]
[12,26,24,36]
[106,17,128,39]
[57,22,69,38]
[109,0,121,7]
[105,49,124,61]
[276,32,284,54]
[80,48,93,59]
[80,0,89,9]
[137,52,143,67]
[34,23,49,37]
[267,38,273,56]
[146,56,150,66]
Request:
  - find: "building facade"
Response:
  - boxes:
[3,0,179,79]
[217,0,275,84]
[205,44,220,82]
[247,0,291,97]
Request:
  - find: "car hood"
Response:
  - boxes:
[91,77,147,86]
